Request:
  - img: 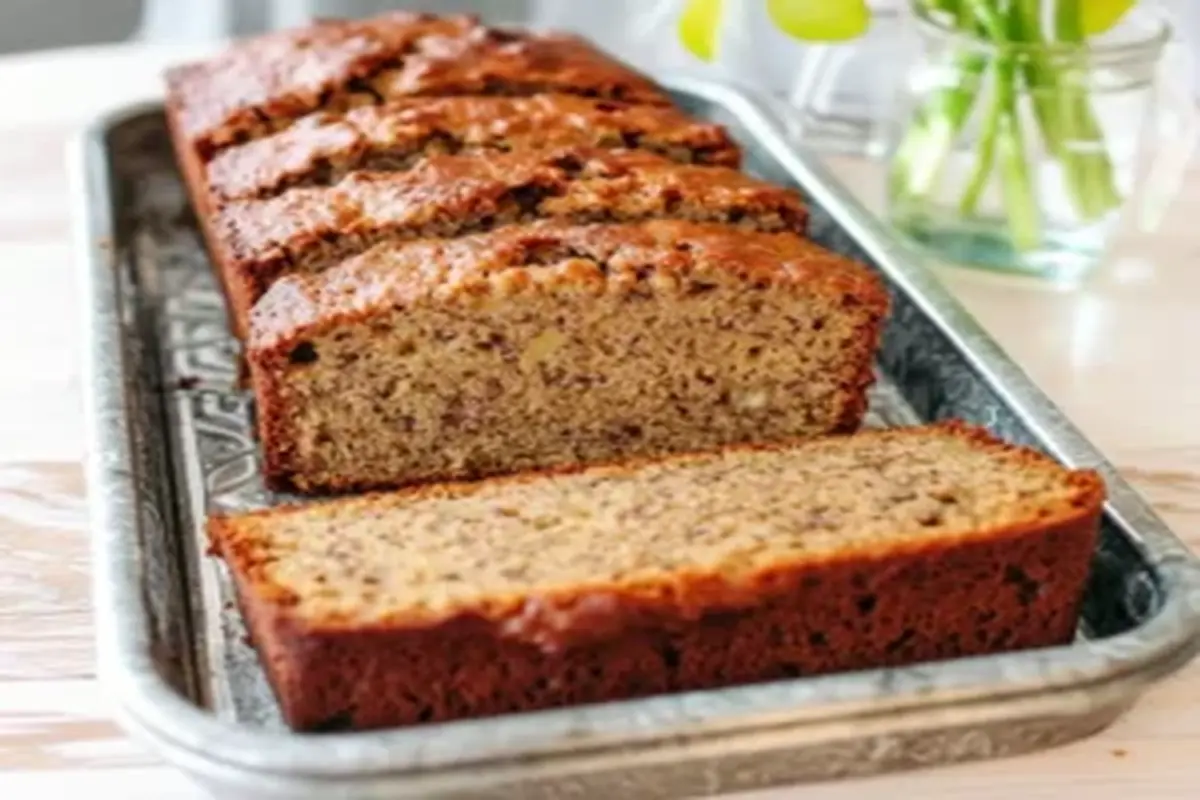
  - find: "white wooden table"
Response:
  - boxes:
[2,41,1198,799]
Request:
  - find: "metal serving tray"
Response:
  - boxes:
[75,74,1200,799]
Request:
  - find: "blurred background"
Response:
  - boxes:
[2,1,1195,64]
[2,1,1195,105]
[1,2,1195,89]
[0,1,527,53]
[2,0,1194,185]
[0,0,913,157]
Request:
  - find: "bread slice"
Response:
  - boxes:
[211,147,809,338]
[164,12,671,162]
[207,421,1105,732]
[247,219,886,494]
[204,95,742,204]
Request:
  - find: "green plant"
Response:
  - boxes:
[678,0,1138,252]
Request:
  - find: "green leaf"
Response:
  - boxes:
[765,0,871,42]
[678,0,724,61]
[1080,0,1136,36]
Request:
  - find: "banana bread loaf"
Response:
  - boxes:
[212,147,809,338]
[205,95,742,204]
[247,219,887,494]
[207,421,1105,732]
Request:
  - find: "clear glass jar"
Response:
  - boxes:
[884,3,1184,282]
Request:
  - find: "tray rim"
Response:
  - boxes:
[75,75,1200,786]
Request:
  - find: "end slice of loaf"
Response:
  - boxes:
[247,219,887,494]
[207,421,1105,732]
[205,95,742,204]
[211,146,808,339]
[163,12,670,162]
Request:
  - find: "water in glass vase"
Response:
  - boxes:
[885,1,1171,283]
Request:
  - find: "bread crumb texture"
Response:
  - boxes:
[247,220,887,493]
[212,422,1103,632]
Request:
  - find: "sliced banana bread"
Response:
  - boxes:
[247,219,886,494]
[162,10,678,324]
[207,421,1105,732]
[212,147,809,338]
[205,95,742,204]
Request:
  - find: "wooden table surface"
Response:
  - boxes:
[2,41,1198,799]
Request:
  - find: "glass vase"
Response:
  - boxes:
[884,3,1185,282]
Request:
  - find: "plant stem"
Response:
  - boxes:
[888,0,987,207]
[1052,0,1122,219]
[962,0,1006,40]
[994,50,1041,250]
[1011,0,1122,220]
[958,63,1002,215]
[1009,0,1065,157]
[888,49,988,204]
[961,0,1042,249]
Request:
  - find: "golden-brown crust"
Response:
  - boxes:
[245,219,885,352]
[208,421,1105,731]
[163,12,671,161]
[204,95,742,203]
[236,518,1098,732]
[212,146,809,338]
